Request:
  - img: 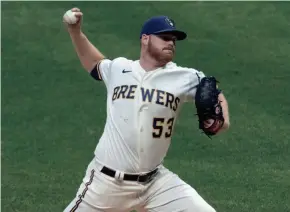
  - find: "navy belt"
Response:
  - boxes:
[100,166,158,183]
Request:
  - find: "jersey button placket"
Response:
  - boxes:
[138,106,144,133]
[138,105,148,132]
[138,105,147,161]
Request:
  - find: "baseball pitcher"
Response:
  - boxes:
[63,7,230,212]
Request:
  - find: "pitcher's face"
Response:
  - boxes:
[143,33,177,64]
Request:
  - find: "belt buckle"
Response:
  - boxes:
[138,169,157,183]
[137,174,147,183]
[136,174,144,183]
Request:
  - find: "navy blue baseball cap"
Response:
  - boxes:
[140,15,187,41]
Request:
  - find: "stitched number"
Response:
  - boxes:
[152,117,175,139]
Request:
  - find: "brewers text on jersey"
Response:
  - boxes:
[112,85,181,112]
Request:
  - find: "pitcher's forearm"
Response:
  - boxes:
[219,93,230,131]
[69,31,105,72]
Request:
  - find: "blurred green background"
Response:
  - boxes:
[2,1,290,212]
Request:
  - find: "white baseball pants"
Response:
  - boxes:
[64,157,216,212]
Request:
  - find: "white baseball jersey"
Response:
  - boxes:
[90,57,205,173]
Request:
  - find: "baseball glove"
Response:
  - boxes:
[195,76,224,138]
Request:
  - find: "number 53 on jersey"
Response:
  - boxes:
[152,117,175,139]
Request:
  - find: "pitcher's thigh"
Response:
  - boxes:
[63,169,102,212]
[64,196,100,212]
[63,160,142,212]
[145,174,216,212]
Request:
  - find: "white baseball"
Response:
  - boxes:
[63,10,78,24]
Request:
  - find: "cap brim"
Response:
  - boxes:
[153,29,187,40]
